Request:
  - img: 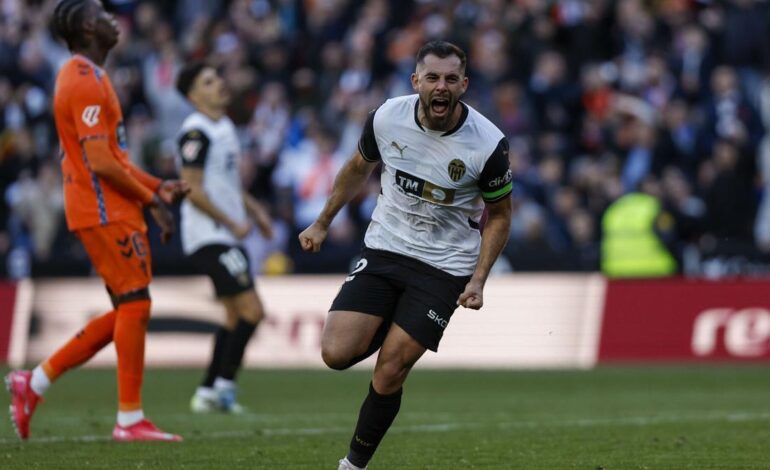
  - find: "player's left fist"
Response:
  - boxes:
[457,279,484,310]
[158,180,191,205]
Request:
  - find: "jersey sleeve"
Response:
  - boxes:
[178,128,211,168]
[357,108,381,162]
[68,74,110,143]
[128,164,162,192]
[478,137,513,202]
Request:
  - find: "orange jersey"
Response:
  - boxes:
[53,55,144,230]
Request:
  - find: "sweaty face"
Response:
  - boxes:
[190,67,230,110]
[412,54,468,131]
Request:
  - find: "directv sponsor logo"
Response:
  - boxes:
[489,169,513,188]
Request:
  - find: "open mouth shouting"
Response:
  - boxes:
[430,96,451,118]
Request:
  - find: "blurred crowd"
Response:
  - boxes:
[1,0,770,278]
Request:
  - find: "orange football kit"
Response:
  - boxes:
[44,55,161,411]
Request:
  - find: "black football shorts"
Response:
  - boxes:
[189,244,254,297]
[330,248,471,351]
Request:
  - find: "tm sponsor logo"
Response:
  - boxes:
[397,175,420,192]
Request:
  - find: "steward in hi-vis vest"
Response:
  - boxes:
[601,192,677,277]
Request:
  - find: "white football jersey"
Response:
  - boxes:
[177,112,247,255]
[360,94,512,276]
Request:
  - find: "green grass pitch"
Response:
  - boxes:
[1,366,770,469]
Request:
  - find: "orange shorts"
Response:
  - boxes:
[76,219,152,296]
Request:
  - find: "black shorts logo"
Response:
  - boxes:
[427,309,448,329]
[218,248,250,286]
[345,258,368,282]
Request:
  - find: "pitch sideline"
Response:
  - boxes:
[2,410,770,445]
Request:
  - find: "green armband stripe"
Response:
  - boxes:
[482,182,512,200]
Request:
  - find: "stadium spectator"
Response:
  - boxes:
[273,117,359,272]
[601,176,678,278]
[0,0,769,277]
[5,159,63,262]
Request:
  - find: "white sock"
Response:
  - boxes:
[30,366,51,396]
[213,377,235,391]
[117,409,144,427]
[196,386,217,399]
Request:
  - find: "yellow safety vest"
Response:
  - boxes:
[601,193,677,278]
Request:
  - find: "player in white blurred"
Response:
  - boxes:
[299,41,513,470]
[175,62,273,413]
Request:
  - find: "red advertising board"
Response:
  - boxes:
[599,278,770,362]
[0,281,17,363]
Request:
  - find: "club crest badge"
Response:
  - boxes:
[448,159,466,182]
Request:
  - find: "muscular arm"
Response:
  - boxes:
[474,198,512,285]
[318,150,379,228]
[181,166,241,231]
[128,164,162,193]
[298,150,379,252]
[242,190,273,238]
[83,138,157,205]
[458,196,512,309]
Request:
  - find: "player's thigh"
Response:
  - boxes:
[393,269,469,353]
[322,310,385,355]
[76,219,151,296]
[326,264,399,356]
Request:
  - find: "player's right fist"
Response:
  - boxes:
[158,180,190,205]
[298,221,328,253]
[149,195,175,244]
[228,221,252,240]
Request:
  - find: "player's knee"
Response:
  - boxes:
[115,289,151,320]
[321,343,353,371]
[115,287,150,306]
[374,360,410,390]
[239,304,263,324]
[234,291,264,324]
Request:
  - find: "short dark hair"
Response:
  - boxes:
[416,40,466,72]
[175,61,209,98]
[52,0,90,50]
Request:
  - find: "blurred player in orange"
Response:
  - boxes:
[4,0,187,442]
